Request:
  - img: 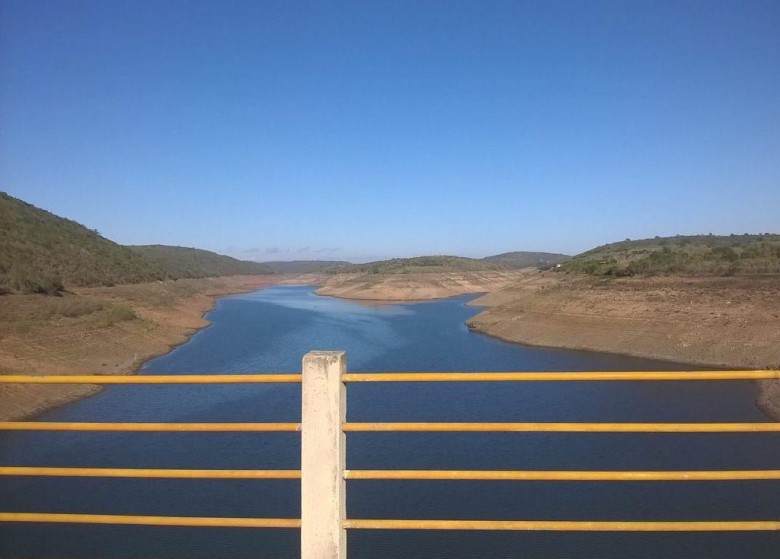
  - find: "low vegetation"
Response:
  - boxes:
[328,253,570,275]
[331,255,507,274]
[0,293,137,341]
[483,251,570,269]
[262,260,351,274]
[561,234,780,277]
[0,192,166,293]
[129,245,273,279]
[0,192,274,294]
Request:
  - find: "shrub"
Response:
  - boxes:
[9,272,64,295]
[54,298,104,318]
[107,305,137,323]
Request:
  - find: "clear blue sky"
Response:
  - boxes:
[1,0,778,262]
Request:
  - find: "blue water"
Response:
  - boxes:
[1,286,778,558]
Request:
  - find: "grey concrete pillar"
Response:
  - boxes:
[301,351,347,559]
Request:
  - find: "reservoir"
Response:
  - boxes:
[1,285,778,558]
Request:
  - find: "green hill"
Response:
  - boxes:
[332,252,572,275]
[0,192,166,293]
[0,192,275,294]
[483,251,570,269]
[263,260,351,274]
[561,234,780,277]
[332,255,505,274]
[128,245,273,279]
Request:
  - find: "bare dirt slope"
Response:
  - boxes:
[0,275,280,420]
[314,271,526,301]
[467,270,780,417]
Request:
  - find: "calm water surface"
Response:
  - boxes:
[1,286,778,558]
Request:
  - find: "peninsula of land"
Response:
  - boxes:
[314,270,526,300]
[314,236,780,419]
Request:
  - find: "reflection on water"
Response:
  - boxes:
[1,286,778,558]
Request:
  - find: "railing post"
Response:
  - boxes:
[301,351,347,559]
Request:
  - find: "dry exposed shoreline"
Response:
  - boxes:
[0,275,283,420]
[315,270,780,420]
[464,271,780,419]
[466,272,780,368]
[312,270,526,301]
[2,270,778,421]
[0,271,522,420]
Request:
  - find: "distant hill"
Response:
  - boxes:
[129,245,273,279]
[483,251,570,269]
[0,192,275,294]
[561,234,780,277]
[262,260,351,274]
[0,192,166,294]
[332,255,505,274]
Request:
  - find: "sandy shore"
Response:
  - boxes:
[308,269,779,419]
[0,270,532,420]
[465,271,780,419]
[312,270,526,301]
[0,275,282,420]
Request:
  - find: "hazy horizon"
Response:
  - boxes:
[2,1,778,262]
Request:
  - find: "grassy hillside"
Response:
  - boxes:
[129,245,273,279]
[483,251,570,269]
[332,255,505,274]
[263,260,351,274]
[0,192,166,293]
[332,252,571,275]
[561,234,780,277]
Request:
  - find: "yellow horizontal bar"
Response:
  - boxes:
[0,512,299,528]
[0,374,301,384]
[343,422,780,432]
[6,422,775,433]
[344,519,780,531]
[0,422,300,432]
[3,371,774,384]
[6,467,777,482]
[5,514,775,532]
[0,467,300,479]
[343,370,779,382]
[346,469,780,481]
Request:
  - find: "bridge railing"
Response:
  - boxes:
[1,351,779,558]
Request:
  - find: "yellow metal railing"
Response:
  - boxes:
[2,370,776,384]
[1,362,779,557]
[343,370,780,382]
[0,467,301,479]
[343,421,780,432]
[0,421,300,431]
[342,519,780,531]
[0,512,300,528]
[3,421,779,433]
[3,466,779,481]
[0,374,303,384]
[344,469,780,481]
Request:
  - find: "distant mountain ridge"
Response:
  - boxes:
[330,255,505,274]
[482,251,570,269]
[130,245,273,279]
[262,260,351,274]
[327,252,570,275]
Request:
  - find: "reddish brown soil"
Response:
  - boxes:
[0,275,281,420]
[467,271,780,418]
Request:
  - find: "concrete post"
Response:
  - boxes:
[301,351,347,559]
